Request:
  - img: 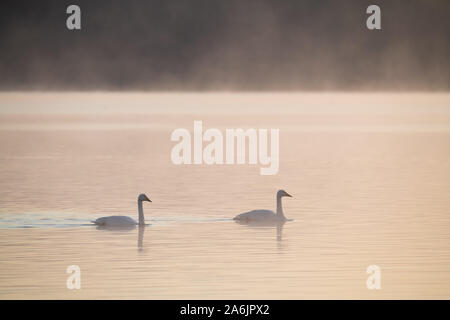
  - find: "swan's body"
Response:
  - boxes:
[234,210,280,222]
[233,190,292,222]
[94,216,138,227]
[93,194,151,227]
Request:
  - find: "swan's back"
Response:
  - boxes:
[233,209,279,222]
[93,216,137,227]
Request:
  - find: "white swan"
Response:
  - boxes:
[233,190,292,222]
[93,194,151,227]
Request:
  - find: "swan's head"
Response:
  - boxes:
[138,194,152,202]
[277,190,292,198]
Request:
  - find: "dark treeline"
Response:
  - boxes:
[0,0,449,90]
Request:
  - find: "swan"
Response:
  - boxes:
[233,190,292,222]
[93,194,151,227]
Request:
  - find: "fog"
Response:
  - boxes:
[0,0,449,90]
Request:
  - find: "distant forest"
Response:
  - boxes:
[1,0,449,90]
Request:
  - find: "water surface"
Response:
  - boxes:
[0,93,449,299]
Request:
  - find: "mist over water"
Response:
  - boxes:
[0,0,449,90]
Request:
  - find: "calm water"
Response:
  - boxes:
[0,93,450,299]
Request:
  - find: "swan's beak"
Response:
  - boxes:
[286,192,292,197]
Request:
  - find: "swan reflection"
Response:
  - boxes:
[95,224,146,251]
[234,219,286,242]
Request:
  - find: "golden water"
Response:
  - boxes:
[0,93,449,299]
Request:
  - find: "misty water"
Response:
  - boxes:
[0,93,449,299]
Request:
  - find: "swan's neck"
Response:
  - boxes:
[276,195,286,219]
[138,200,145,226]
